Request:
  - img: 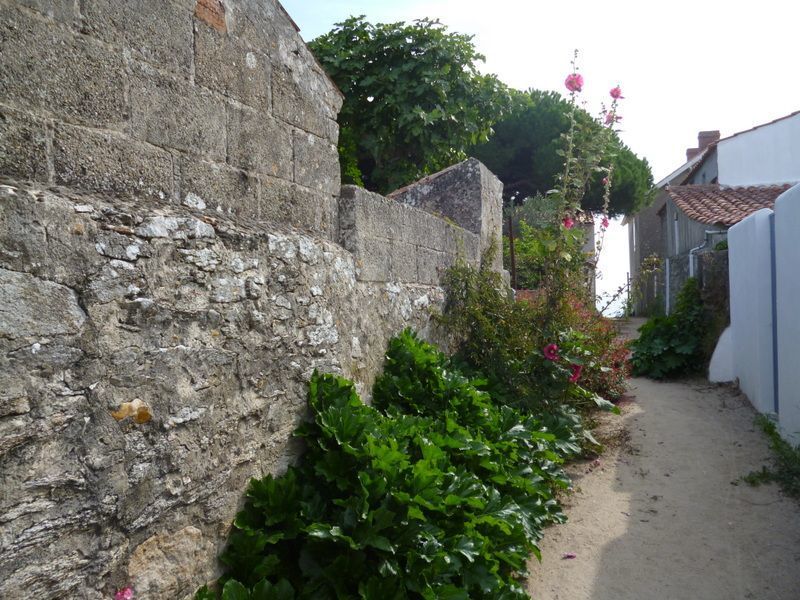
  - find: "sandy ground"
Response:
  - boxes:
[526,322,800,600]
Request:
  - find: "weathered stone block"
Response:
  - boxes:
[194,20,271,112]
[359,237,392,282]
[444,223,481,265]
[0,4,126,128]
[260,181,336,239]
[53,123,173,202]
[273,65,339,143]
[416,246,447,285]
[402,209,447,250]
[226,105,292,179]
[390,158,503,270]
[0,185,105,287]
[390,240,418,283]
[16,0,78,24]
[0,267,86,338]
[129,63,226,161]
[180,157,260,219]
[82,0,193,76]
[292,129,340,197]
[224,0,286,57]
[0,105,50,182]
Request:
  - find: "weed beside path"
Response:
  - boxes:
[527,377,800,599]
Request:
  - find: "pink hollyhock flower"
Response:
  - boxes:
[601,177,609,186]
[610,86,624,99]
[569,364,583,383]
[604,112,622,125]
[601,216,610,229]
[543,343,559,361]
[115,588,134,600]
[564,73,583,93]
[562,216,575,229]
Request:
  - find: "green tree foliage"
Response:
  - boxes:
[471,89,653,215]
[309,17,511,194]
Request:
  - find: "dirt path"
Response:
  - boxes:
[526,375,800,599]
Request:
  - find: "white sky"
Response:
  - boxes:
[281,0,800,313]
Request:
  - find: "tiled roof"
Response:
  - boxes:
[666,184,794,226]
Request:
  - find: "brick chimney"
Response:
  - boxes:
[685,130,720,162]
[698,130,720,150]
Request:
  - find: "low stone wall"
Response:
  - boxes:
[339,185,480,284]
[389,158,504,271]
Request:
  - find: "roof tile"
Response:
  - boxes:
[666,184,794,226]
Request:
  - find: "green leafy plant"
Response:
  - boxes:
[197,330,581,599]
[743,415,800,499]
[629,278,708,378]
[309,17,510,193]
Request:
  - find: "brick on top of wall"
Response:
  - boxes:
[81,0,193,77]
[0,3,126,130]
[194,0,227,32]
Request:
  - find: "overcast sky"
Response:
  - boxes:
[281,0,800,313]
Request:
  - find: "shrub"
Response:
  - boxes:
[557,295,631,401]
[439,260,621,422]
[197,330,581,599]
[629,278,707,378]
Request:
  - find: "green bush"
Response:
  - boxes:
[197,330,581,599]
[629,278,707,378]
[439,260,621,419]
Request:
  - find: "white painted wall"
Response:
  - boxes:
[728,209,776,414]
[708,326,734,383]
[718,113,800,186]
[775,185,800,444]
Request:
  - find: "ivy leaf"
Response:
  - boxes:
[221,580,250,600]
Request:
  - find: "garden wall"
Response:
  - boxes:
[0,1,501,598]
[727,185,800,444]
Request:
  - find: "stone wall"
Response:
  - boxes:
[0,0,342,236]
[389,158,504,271]
[0,1,504,598]
[339,185,481,284]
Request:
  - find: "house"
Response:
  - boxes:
[628,111,800,314]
